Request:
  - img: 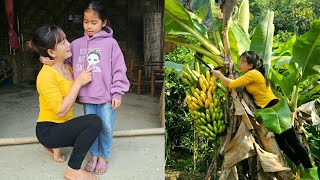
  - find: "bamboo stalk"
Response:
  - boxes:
[0,128,165,146]
[138,69,142,95]
[151,67,155,97]
[129,59,134,91]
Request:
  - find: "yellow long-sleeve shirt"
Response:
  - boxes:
[36,65,74,123]
[229,69,277,108]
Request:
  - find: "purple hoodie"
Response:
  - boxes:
[70,26,130,104]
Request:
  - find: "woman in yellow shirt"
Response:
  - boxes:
[29,25,101,180]
[211,51,313,170]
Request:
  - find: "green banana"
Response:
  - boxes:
[192,70,201,79]
[200,118,207,125]
[207,124,214,132]
[194,61,200,73]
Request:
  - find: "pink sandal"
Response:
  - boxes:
[95,161,108,175]
[85,160,97,172]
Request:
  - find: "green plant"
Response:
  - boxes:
[249,0,320,36]
[305,125,320,177]
[165,45,195,65]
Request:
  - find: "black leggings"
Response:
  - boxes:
[36,114,102,170]
[264,99,312,168]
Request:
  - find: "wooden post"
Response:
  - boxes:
[138,69,142,95]
[160,82,165,127]
[151,67,155,97]
[129,59,134,91]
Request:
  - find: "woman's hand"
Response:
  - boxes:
[211,69,231,87]
[211,70,222,78]
[74,67,93,87]
[112,98,121,110]
[40,56,55,66]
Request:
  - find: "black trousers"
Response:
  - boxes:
[264,99,312,168]
[36,114,102,169]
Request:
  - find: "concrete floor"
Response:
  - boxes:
[0,84,165,180]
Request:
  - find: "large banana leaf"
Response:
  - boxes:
[192,0,209,21]
[230,20,251,58]
[165,2,208,36]
[275,35,296,56]
[165,61,184,73]
[165,61,184,80]
[269,64,299,103]
[165,0,219,54]
[228,28,240,64]
[256,98,292,134]
[235,0,250,36]
[165,0,195,34]
[290,20,320,82]
[298,75,320,106]
[192,0,222,29]
[209,0,223,32]
[272,55,291,67]
[271,36,296,67]
[250,10,274,76]
[165,0,222,64]
[298,84,320,106]
[269,68,291,101]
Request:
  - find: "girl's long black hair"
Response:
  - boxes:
[240,51,270,86]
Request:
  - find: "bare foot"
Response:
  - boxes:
[44,146,65,162]
[64,166,98,180]
[95,157,107,175]
[52,148,65,162]
[85,156,98,172]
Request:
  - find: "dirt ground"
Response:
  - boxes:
[0,83,165,180]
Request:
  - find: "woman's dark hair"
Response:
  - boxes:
[85,0,110,24]
[28,25,65,59]
[240,51,270,86]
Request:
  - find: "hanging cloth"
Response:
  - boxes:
[5,0,19,50]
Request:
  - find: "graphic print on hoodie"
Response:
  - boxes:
[71,26,130,104]
[87,48,102,72]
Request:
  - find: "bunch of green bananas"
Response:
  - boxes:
[181,61,226,141]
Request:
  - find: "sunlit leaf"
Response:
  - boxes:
[256,98,292,134]
[290,20,320,81]
[250,10,274,76]
[235,0,250,36]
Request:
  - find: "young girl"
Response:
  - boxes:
[71,0,129,175]
[30,25,101,180]
[211,51,317,177]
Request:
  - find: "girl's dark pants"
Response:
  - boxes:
[36,114,102,170]
[264,99,312,168]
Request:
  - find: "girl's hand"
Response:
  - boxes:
[112,98,121,110]
[74,67,93,87]
[211,70,222,78]
[40,56,55,66]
